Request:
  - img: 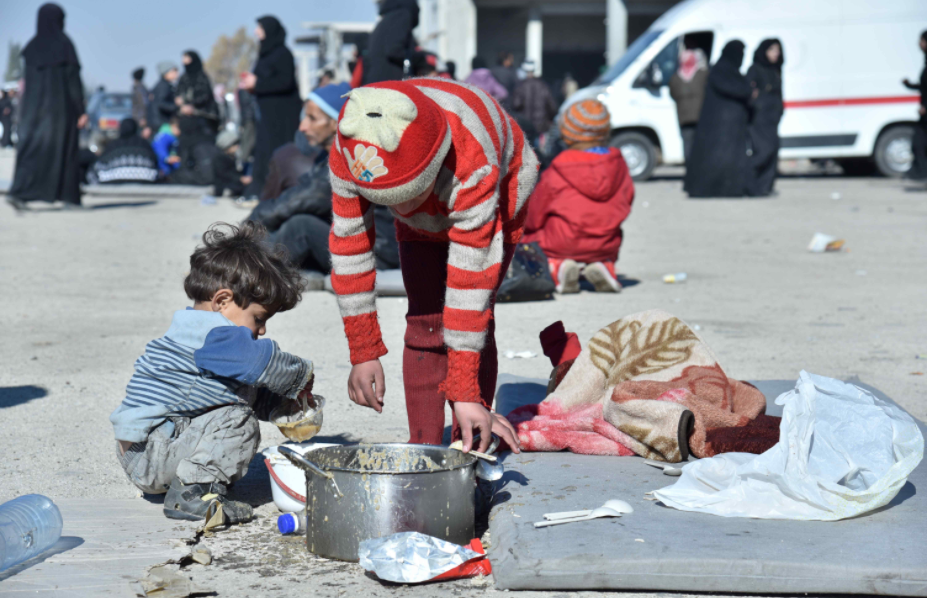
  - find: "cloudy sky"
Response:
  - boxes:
[1,0,379,90]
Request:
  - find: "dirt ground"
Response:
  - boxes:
[1,148,926,596]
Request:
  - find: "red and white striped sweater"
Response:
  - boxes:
[328,78,539,403]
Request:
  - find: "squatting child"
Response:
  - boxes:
[110,222,311,523]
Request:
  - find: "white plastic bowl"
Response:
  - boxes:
[262,443,337,513]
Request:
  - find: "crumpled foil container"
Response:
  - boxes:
[358,532,480,583]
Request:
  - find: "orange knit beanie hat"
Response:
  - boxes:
[560,99,610,146]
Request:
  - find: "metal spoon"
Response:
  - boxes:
[543,499,634,521]
[534,506,623,528]
[476,458,504,481]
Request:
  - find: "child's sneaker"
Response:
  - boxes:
[163,478,253,524]
[582,262,622,293]
[555,259,580,294]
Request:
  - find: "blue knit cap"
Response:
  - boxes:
[308,82,351,120]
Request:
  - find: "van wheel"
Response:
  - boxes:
[611,131,656,181]
[874,125,914,177]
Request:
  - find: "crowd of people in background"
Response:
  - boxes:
[3,1,925,290]
[3,0,586,217]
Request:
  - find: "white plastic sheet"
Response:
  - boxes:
[358,532,480,583]
[653,372,924,520]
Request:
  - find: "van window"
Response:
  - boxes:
[594,29,663,85]
[653,38,681,86]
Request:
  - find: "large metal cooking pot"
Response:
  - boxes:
[279,443,477,562]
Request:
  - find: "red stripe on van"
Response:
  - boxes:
[784,95,920,109]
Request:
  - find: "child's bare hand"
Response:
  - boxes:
[348,360,385,413]
[491,412,521,453]
[295,375,316,407]
[452,403,521,454]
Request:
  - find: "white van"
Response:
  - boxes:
[567,0,927,180]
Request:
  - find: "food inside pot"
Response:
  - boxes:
[307,444,477,474]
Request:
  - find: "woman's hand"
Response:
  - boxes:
[348,359,385,413]
[77,114,88,129]
[180,104,194,115]
[452,402,521,454]
[175,96,184,106]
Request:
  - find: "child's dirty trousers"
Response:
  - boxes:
[116,405,259,494]
[400,240,517,445]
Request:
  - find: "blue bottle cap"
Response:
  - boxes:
[277,513,297,534]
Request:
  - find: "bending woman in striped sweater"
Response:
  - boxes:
[328,79,539,453]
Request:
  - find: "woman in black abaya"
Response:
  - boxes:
[684,40,754,198]
[176,50,219,144]
[747,39,784,196]
[8,3,86,210]
[240,16,302,199]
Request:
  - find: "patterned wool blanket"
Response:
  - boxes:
[507,310,780,462]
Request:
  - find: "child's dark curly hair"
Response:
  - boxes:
[184,221,305,313]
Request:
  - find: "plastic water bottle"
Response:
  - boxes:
[0,495,63,572]
[277,512,305,535]
[662,272,688,284]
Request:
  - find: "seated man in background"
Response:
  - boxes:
[258,129,319,202]
[523,99,634,294]
[247,83,348,275]
[248,83,401,275]
[212,130,252,198]
[92,118,160,184]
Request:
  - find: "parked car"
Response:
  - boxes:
[82,92,133,153]
[565,0,927,180]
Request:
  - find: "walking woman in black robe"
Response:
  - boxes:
[239,15,302,199]
[747,39,784,196]
[7,4,86,211]
[684,41,754,198]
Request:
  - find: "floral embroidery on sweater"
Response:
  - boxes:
[345,145,389,182]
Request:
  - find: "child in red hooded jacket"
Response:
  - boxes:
[523,99,634,293]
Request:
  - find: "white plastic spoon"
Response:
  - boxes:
[534,506,623,528]
[643,459,683,476]
[543,499,634,521]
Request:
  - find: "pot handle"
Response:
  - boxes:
[278,446,331,480]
